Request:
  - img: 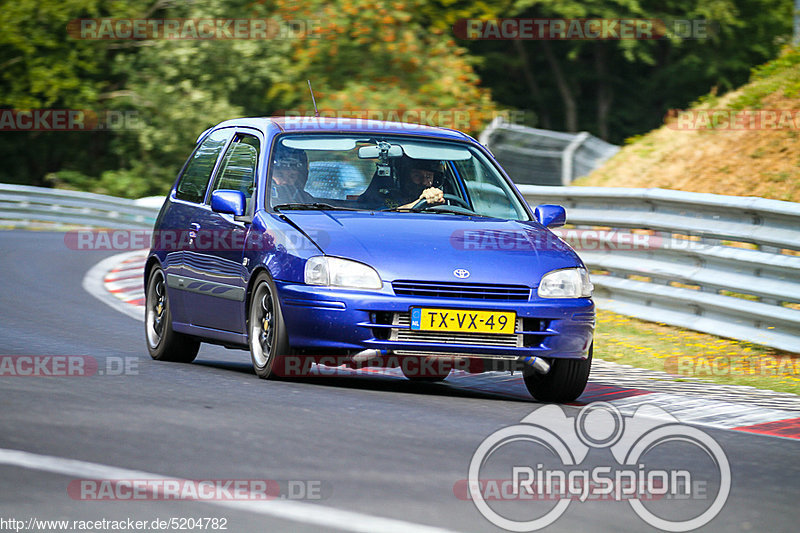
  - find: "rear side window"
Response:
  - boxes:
[175,129,232,203]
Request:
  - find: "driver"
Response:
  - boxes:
[393,158,445,210]
[270,143,316,206]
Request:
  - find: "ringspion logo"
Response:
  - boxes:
[460,403,730,531]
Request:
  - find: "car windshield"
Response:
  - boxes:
[267,134,530,220]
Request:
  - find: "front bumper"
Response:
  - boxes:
[276,282,595,361]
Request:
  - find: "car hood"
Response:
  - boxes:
[280,211,583,287]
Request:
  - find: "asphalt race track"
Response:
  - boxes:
[1,230,799,533]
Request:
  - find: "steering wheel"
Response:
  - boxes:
[411,194,471,212]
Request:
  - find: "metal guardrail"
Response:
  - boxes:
[480,117,620,186]
[0,184,160,229]
[519,185,800,353]
[3,183,798,352]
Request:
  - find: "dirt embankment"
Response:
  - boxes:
[576,47,800,202]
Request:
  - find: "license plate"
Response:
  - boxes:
[410,308,516,334]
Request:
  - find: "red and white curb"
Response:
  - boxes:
[85,250,800,440]
[359,366,800,440]
[103,253,147,306]
[83,249,147,321]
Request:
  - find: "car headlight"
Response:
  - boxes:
[537,268,593,298]
[304,256,383,290]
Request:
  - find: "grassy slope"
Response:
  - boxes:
[595,309,799,394]
[575,47,800,202]
[576,48,800,394]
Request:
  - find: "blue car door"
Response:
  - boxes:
[183,131,263,333]
[161,128,233,326]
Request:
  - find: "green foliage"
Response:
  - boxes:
[266,0,496,132]
[623,133,646,145]
[729,46,800,109]
[0,0,496,197]
[465,0,793,142]
[0,0,794,195]
[691,89,720,109]
[48,165,163,198]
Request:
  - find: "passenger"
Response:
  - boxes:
[270,144,316,206]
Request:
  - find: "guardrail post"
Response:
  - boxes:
[560,132,590,186]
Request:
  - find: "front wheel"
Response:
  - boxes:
[248,273,290,379]
[145,266,199,362]
[523,345,592,403]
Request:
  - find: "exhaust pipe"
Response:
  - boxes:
[350,349,389,364]
[522,355,551,375]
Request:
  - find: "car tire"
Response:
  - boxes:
[145,266,200,363]
[522,344,592,403]
[248,272,290,379]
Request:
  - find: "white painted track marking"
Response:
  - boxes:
[0,448,459,533]
[82,250,145,321]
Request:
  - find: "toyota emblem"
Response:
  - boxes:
[453,268,470,279]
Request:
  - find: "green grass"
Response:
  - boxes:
[730,47,800,110]
[595,309,800,394]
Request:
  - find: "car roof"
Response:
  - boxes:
[210,116,474,142]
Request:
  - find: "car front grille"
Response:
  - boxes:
[392,280,531,301]
[389,312,523,347]
[391,350,518,360]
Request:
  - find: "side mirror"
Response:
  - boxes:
[211,190,246,217]
[534,204,566,228]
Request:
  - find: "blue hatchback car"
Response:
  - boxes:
[145,117,594,402]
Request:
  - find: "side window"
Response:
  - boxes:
[175,129,231,203]
[209,134,260,212]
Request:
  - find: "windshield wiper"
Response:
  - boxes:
[428,207,491,217]
[273,202,360,212]
[383,205,490,217]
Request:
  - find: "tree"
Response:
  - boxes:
[0,0,497,195]
[463,0,793,141]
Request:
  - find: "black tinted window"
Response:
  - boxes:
[175,129,231,203]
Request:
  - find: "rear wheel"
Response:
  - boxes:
[523,345,592,403]
[145,267,199,362]
[248,273,290,379]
